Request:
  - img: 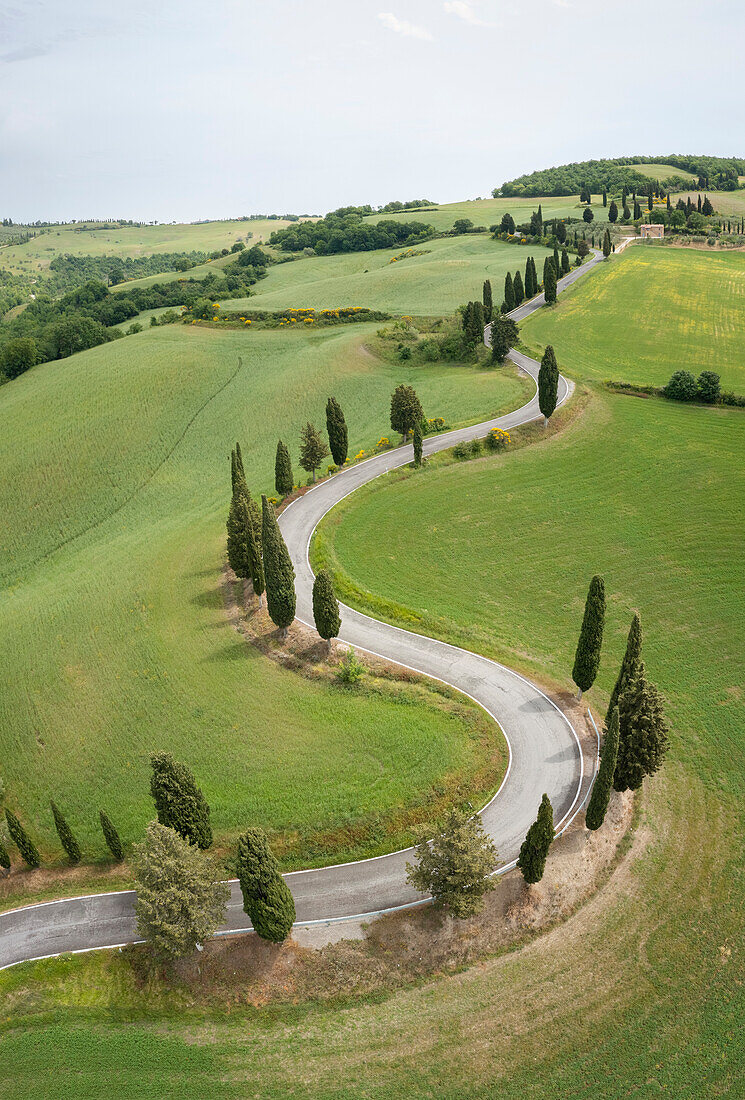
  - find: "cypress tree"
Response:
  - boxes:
[237,827,296,942]
[490,313,519,363]
[702,195,713,216]
[621,184,628,205]
[634,199,642,220]
[5,809,40,868]
[553,245,561,276]
[524,258,534,298]
[585,707,620,831]
[413,419,423,466]
[298,422,329,482]
[244,498,265,606]
[608,200,618,224]
[0,838,9,871]
[51,800,81,864]
[235,441,245,481]
[312,568,341,652]
[606,612,642,725]
[666,193,672,212]
[602,189,607,207]
[513,270,524,306]
[697,193,702,212]
[537,344,559,425]
[623,203,631,221]
[613,663,669,792]
[572,575,606,700]
[149,751,212,850]
[647,187,653,212]
[542,256,557,305]
[274,440,293,497]
[100,809,124,861]
[517,794,554,884]
[262,495,296,638]
[230,448,238,491]
[502,271,515,313]
[325,396,348,467]
[561,247,570,274]
[226,488,249,581]
[602,228,612,259]
[466,300,485,347]
[482,278,493,323]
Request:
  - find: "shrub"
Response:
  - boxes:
[663,370,698,401]
[485,428,511,451]
[236,828,296,942]
[336,648,366,685]
[468,438,482,457]
[453,442,470,460]
[405,806,497,917]
[697,370,721,404]
[419,338,441,361]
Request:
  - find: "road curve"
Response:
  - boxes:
[0,249,605,970]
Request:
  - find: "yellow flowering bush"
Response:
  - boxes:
[354,450,366,462]
[485,427,511,451]
[376,436,391,450]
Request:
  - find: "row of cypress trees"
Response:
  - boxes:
[1,804,124,871]
[274,397,350,497]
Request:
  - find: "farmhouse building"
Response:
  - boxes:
[640,224,665,239]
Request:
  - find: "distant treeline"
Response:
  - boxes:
[47,251,210,291]
[495,155,745,197]
[269,210,435,255]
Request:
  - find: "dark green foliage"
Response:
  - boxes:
[235,442,245,481]
[244,498,265,600]
[647,188,654,212]
[607,613,642,725]
[413,419,423,467]
[543,257,557,304]
[269,211,434,255]
[1,337,38,380]
[555,219,567,243]
[262,495,296,634]
[503,271,515,313]
[325,396,348,466]
[623,203,631,221]
[513,270,524,306]
[494,155,744,199]
[490,314,519,363]
[5,808,40,868]
[482,279,493,323]
[464,300,485,348]
[663,370,698,401]
[237,827,296,942]
[585,707,620,831]
[697,371,721,404]
[226,489,249,579]
[149,751,212,850]
[608,200,618,223]
[230,449,238,491]
[0,838,9,871]
[602,228,612,258]
[51,800,81,864]
[552,246,560,276]
[602,189,607,206]
[537,344,559,421]
[312,569,341,647]
[561,248,570,274]
[525,256,536,298]
[390,384,424,439]
[405,805,497,918]
[274,440,293,496]
[517,794,554,884]
[500,212,515,234]
[583,206,594,223]
[572,575,606,695]
[613,663,670,792]
[100,810,124,861]
[702,195,714,216]
[634,199,642,219]
[298,422,329,482]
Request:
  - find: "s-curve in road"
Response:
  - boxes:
[0,249,604,971]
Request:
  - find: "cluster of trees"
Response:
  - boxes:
[46,250,209,291]
[663,369,721,404]
[268,211,435,255]
[494,155,745,197]
[1,802,124,872]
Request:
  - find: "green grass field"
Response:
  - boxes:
[520,245,745,389]
[0,320,524,866]
[671,188,745,216]
[222,235,556,316]
[625,162,698,183]
[362,195,610,232]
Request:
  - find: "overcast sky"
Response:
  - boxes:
[0,0,742,223]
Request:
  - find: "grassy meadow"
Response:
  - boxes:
[626,162,698,183]
[0,320,525,866]
[362,195,611,232]
[520,245,745,389]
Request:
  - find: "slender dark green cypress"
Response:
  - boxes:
[275,440,293,497]
[0,838,9,871]
[613,662,669,792]
[100,810,124,861]
[524,258,533,298]
[243,498,265,605]
[5,809,40,868]
[503,271,515,313]
[51,800,81,863]
[325,396,348,467]
[482,279,493,323]
[237,827,296,943]
[149,751,212,849]
[602,189,607,207]
[543,257,557,304]
[226,488,249,580]
[606,613,642,725]
[230,448,238,491]
[312,569,341,652]
[572,575,606,700]
[553,245,560,277]
[262,495,296,638]
[517,794,554,884]
[235,442,245,481]
[585,707,620,831]
[561,248,570,274]
[602,228,612,259]
[513,270,524,306]
[538,344,559,425]
[413,420,423,466]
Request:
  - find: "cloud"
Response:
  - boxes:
[443,1,494,26]
[377,12,434,40]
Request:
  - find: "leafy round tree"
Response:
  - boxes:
[275,440,294,496]
[482,278,493,323]
[134,821,229,961]
[490,313,519,364]
[5,809,40,869]
[663,370,698,401]
[697,371,721,404]
[51,800,81,864]
[602,228,612,259]
[543,257,557,305]
[513,270,524,306]
[572,575,606,700]
[312,568,341,652]
[517,794,554,885]
[261,495,296,638]
[0,336,38,380]
[390,384,424,440]
[585,707,620,831]
[236,827,296,942]
[325,396,348,466]
[413,419,423,466]
[405,805,497,918]
[613,662,669,792]
[538,344,559,425]
[502,271,515,313]
[298,422,329,482]
[149,751,212,850]
[500,212,515,234]
[606,612,642,725]
[583,206,594,224]
[100,809,124,861]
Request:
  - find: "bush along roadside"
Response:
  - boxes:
[605,371,745,408]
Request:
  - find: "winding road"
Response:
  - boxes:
[0,248,605,970]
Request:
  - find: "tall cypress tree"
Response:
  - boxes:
[513,270,524,306]
[613,663,669,792]
[243,498,265,606]
[503,271,515,313]
[274,440,293,497]
[230,448,238,491]
[482,278,493,323]
[466,300,485,348]
[543,257,557,304]
[100,810,124,861]
[602,228,612,259]
[585,707,620,831]
[572,575,606,700]
[325,396,348,467]
[524,258,534,298]
[262,495,296,638]
[608,200,618,224]
[634,199,642,220]
[312,569,341,652]
[51,800,81,863]
[538,344,559,425]
[561,247,570,274]
[5,809,40,868]
[235,442,245,481]
[413,419,423,466]
[237,827,296,942]
[606,612,642,724]
[602,189,607,207]
[517,794,554,884]
[226,488,249,582]
[553,245,561,278]
[0,838,9,871]
[150,751,212,850]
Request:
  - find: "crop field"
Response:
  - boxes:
[223,235,557,316]
[0,321,525,865]
[362,195,610,232]
[520,245,745,389]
